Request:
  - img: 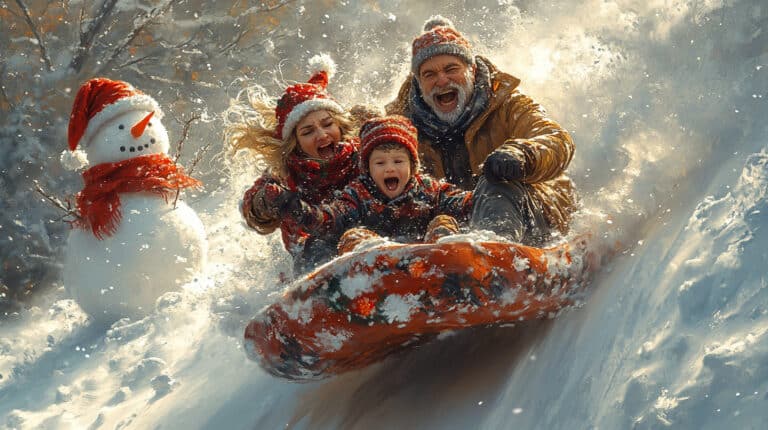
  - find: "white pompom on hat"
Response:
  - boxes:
[307,53,337,82]
[411,15,475,74]
[422,15,455,31]
[60,148,89,171]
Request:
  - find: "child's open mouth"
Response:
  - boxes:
[384,177,400,191]
[317,143,334,159]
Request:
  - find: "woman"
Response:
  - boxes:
[225,55,365,274]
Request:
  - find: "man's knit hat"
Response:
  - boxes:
[274,54,344,141]
[411,15,475,74]
[359,115,420,172]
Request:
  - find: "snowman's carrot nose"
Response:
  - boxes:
[131,111,155,138]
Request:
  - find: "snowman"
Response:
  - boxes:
[61,78,207,323]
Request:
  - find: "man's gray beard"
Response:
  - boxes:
[423,79,474,124]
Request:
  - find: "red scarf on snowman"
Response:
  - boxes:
[76,153,201,239]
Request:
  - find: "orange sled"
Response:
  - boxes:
[244,236,595,381]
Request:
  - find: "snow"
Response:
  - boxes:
[512,255,530,271]
[339,274,373,299]
[313,329,352,353]
[380,294,421,324]
[2,1,768,429]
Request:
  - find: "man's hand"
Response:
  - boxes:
[482,150,525,183]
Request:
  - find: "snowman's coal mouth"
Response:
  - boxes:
[120,142,153,152]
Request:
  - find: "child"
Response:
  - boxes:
[280,115,473,249]
[224,55,363,273]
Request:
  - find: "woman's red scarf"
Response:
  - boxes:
[76,153,201,239]
[284,138,360,204]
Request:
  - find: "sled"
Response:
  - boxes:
[244,235,595,381]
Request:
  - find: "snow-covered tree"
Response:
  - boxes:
[0,0,299,313]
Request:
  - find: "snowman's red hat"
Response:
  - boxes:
[68,78,164,151]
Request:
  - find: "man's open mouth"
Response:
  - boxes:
[434,89,458,109]
[384,177,400,191]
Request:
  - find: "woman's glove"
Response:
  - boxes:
[275,190,305,220]
[251,182,290,219]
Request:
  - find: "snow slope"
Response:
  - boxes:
[2,1,768,429]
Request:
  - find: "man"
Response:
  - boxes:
[386,16,577,246]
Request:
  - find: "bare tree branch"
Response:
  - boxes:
[77,4,85,39]
[172,187,181,208]
[96,0,180,74]
[40,1,53,17]
[0,63,15,110]
[173,30,202,49]
[69,0,119,73]
[33,180,82,221]
[219,1,294,56]
[246,0,295,14]
[14,0,54,72]
[171,114,202,207]
[219,28,252,55]
[3,4,23,19]
[173,138,212,207]
[173,114,201,163]
[186,134,213,176]
[126,65,184,86]
[115,53,159,70]
[127,65,218,88]
[244,33,290,52]
[157,29,201,51]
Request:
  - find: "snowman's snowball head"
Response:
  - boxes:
[85,110,171,165]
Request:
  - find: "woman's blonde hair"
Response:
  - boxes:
[224,83,355,179]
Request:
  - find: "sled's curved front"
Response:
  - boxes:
[244,237,594,381]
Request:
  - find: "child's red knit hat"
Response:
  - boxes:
[359,115,420,172]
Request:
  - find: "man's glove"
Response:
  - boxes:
[482,150,525,183]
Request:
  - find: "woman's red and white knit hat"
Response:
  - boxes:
[274,54,344,141]
[411,15,475,74]
[359,115,420,172]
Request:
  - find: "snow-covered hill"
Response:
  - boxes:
[2,1,767,429]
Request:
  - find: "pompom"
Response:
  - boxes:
[349,104,384,126]
[308,53,336,80]
[60,149,89,171]
[423,15,454,31]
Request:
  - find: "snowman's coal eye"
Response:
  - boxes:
[119,124,125,130]
[148,122,152,127]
